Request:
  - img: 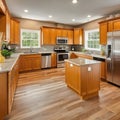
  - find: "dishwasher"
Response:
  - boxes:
[41,53,51,68]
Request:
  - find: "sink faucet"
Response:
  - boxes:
[30,46,34,53]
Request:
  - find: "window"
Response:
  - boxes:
[85,29,100,51]
[21,29,40,48]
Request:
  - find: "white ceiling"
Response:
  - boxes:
[5,0,120,26]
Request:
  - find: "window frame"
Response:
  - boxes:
[20,29,40,48]
[84,29,101,51]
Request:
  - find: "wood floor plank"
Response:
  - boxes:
[8,68,120,120]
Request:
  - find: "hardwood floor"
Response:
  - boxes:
[8,68,120,120]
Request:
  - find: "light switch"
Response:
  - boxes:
[88,67,92,71]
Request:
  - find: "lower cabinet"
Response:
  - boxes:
[0,59,19,119]
[51,53,57,68]
[0,73,8,120]
[101,61,106,79]
[65,62,100,99]
[8,59,19,113]
[19,54,41,72]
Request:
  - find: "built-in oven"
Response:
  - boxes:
[57,52,69,68]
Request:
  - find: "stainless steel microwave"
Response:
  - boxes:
[56,37,68,44]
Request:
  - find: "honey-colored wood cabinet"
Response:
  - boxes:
[113,19,120,31]
[0,0,6,14]
[101,61,106,79]
[10,18,20,44]
[74,28,83,45]
[8,58,19,113]
[42,27,56,45]
[108,21,113,32]
[19,54,41,72]
[0,10,10,43]
[0,72,8,120]
[99,22,107,45]
[67,29,73,44]
[65,61,100,99]
[51,53,57,68]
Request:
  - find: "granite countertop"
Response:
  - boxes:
[65,58,100,66]
[0,51,56,73]
[69,51,106,59]
[0,53,21,73]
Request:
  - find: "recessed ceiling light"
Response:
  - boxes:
[24,9,28,13]
[49,15,52,18]
[72,0,78,4]
[72,19,75,21]
[87,15,91,18]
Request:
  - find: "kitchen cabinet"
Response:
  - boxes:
[108,21,113,32]
[65,61,100,99]
[42,27,56,45]
[113,19,120,31]
[101,61,106,79]
[10,18,20,44]
[74,28,84,45]
[67,29,73,44]
[51,53,57,68]
[99,22,107,45]
[0,0,6,14]
[19,54,41,72]
[62,29,68,37]
[0,10,10,43]
[0,72,8,120]
[8,58,19,113]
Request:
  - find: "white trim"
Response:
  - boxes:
[20,29,41,48]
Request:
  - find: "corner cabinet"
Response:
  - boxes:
[19,54,41,72]
[99,22,107,45]
[10,18,20,44]
[74,28,84,45]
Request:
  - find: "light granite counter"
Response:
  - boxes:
[0,51,56,73]
[65,58,100,66]
[69,51,106,59]
[0,53,21,73]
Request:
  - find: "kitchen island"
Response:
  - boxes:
[65,58,101,100]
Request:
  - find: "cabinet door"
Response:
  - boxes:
[14,21,20,44]
[67,30,73,44]
[74,29,79,44]
[62,29,68,37]
[99,22,107,45]
[0,73,7,120]
[70,53,78,59]
[19,55,32,72]
[113,19,120,31]
[108,21,113,32]
[56,29,62,37]
[32,55,41,70]
[10,19,20,44]
[50,28,56,45]
[51,53,57,67]
[42,27,50,45]
[101,61,106,79]
[6,11,10,42]
[65,62,80,93]
[74,28,83,45]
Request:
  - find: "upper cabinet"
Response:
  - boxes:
[99,22,107,45]
[42,27,74,45]
[74,28,84,45]
[42,27,56,45]
[0,0,6,14]
[113,19,120,31]
[10,18,20,44]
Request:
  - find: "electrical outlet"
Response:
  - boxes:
[88,67,92,71]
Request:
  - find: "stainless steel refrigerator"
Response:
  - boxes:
[106,31,120,86]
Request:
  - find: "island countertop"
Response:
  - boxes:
[65,58,101,66]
